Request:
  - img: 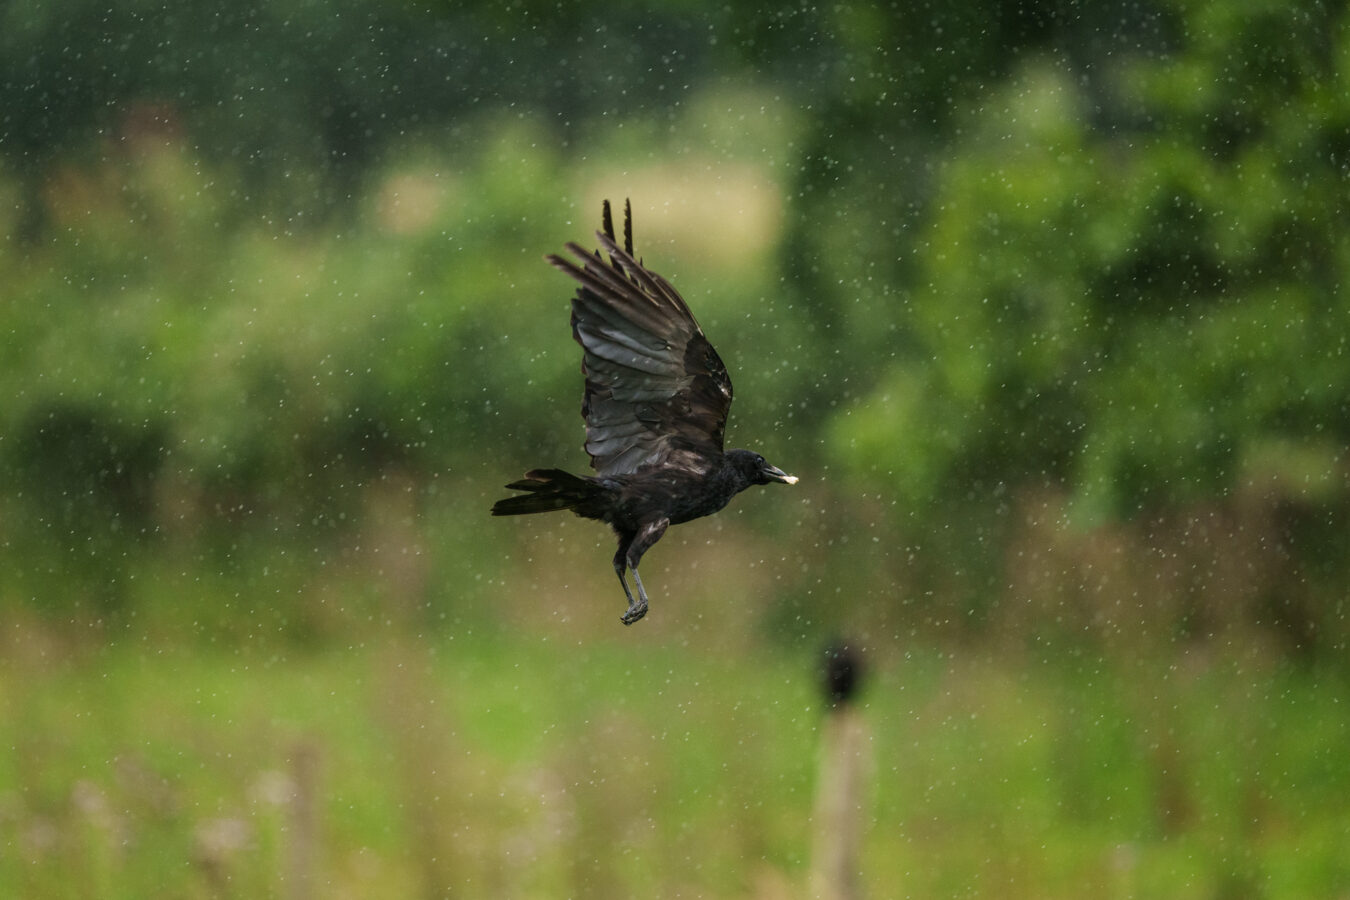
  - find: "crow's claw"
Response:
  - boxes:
[620,601,649,626]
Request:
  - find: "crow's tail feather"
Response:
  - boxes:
[491,468,597,516]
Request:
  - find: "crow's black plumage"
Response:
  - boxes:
[491,199,797,625]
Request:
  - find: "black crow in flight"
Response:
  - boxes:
[492,199,797,625]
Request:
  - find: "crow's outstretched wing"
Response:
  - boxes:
[546,200,733,477]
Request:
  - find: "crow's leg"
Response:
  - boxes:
[612,564,639,610]
[626,568,650,625]
[611,538,639,616]
[620,518,668,626]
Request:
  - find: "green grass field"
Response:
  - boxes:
[3,621,1347,899]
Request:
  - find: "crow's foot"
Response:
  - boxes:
[620,600,649,626]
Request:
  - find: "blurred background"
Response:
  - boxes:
[3,0,1349,896]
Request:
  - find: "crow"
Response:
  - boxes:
[492,199,797,625]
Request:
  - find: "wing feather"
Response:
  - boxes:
[545,200,734,476]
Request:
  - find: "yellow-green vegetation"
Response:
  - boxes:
[4,632,1348,898]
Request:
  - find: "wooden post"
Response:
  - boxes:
[286,738,320,900]
[809,643,868,900]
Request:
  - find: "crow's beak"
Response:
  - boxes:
[763,464,799,485]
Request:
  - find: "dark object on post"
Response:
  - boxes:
[811,641,868,900]
[823,641,863,706]
[491,200,797,625]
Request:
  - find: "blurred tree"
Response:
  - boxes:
[0,0,745,231]
[2,0,1346,648]
[822,0,1349,640]
[828,0,1348,511]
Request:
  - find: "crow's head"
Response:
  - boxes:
[727,449,798,487]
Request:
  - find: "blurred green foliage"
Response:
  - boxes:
[4,0,1346,649]
[0,0,1344,642]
